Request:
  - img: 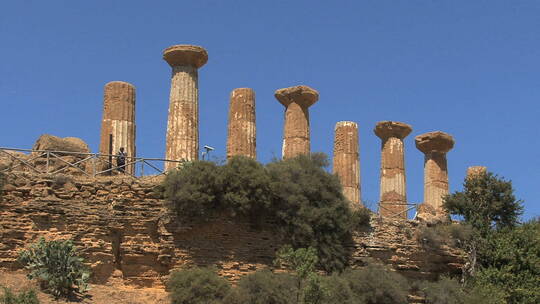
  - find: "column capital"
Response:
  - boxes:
[415,131,454,154]
[275,85,319,108]
[163,45,208,68]
[374,121,412,140]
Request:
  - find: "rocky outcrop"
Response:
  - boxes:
[0,173,464,288]
[32,135,90,155]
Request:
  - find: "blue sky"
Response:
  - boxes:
[1,1,538,219]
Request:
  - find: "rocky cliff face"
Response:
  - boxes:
[0,172,463,288]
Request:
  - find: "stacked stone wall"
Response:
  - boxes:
[0,173,463,288]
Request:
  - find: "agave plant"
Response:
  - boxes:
[18,238,90,298]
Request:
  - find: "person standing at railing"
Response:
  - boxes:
[116,147,126,173]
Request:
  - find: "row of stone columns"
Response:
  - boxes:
[97,43,476,221]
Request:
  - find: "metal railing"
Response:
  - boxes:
[0,147,184,178]
[378,202,420,220]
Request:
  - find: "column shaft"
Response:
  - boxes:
[227,88,256,159]
[333,121,360,207]
[99,81,136,174]
[165,66,199,169]
[423,152,449,212]
[379,137,407,218]
[283,102,310,158]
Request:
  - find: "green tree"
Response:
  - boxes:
[167,267,230,304]
[474,219,540,304]
[274,246,324,304]
[444,171,523,235]
[17,238,90,298]
[267,154,359,272]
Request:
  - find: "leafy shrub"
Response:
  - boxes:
[340,264,409,304]
[320,275,357,304]
[17,238,90,298]
[163,154,367,272]
[163,161,224,219]
[421,276,465,304]
[474,218,540,304]
[265,154,358,272]
[223,270,297,304]
[420,276,506,304]
[416,223,473,249]
[0,287,39,304]
[167,267,230,304]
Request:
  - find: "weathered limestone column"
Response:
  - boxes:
[274,85,319,158]
[467,166,487,179]
[333,121,361,207]
[99,81,136,174]
[415,131,455,215]
[226,88,256,159]
[163,45,208,170]
[374,121,412,218]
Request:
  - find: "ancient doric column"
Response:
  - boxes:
[227,88,256,159]
[163,45,208,170]
[99,81,136,174]
[374,121,412,219]
[467,166,487,180]
[333,121,361,207]
[415,131,455,215]
[274,85,319,159]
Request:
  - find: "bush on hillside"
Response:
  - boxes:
[223,270,297,304]
[17,238,90,298]
[340,264,409,304]
[419,276,505,304]
[167,267,230,304]
[0,287,39,304]
[474,218,540,304]
[163,154,368,272]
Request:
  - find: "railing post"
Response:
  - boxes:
[46,152,50,174]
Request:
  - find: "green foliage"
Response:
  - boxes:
[420,276,505,304]
[266,154,359,272]
[274,246,323,304]
[0,287,39,304]
[340,264,409,304]
[164,161,224,219]
[416,223,474,249]
[444,171,523,235]
[474,218,540,304]
[223,270,297,304]
[163,154,368,272]
[17,238,90,298]
[167,267,230,304]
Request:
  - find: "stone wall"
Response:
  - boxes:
[0,173,463,288]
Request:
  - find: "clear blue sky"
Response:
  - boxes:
[1,1,538,220]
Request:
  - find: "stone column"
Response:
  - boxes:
[415,131,455,215]
[227,88,256,159]
[333,121,361,207]
[99,81,136,174]
[274,85,319,159]
[163,45,208,170]
[374,121,412,218]
[467,166,487,179]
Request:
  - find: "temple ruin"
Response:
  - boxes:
[275,85,319,159]
[467,166,487,179]
[226,88,256,159]
[333,121,361,207]
[99,81,136,174]
[163,45,208,169]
